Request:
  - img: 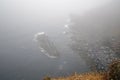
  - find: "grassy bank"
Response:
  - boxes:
[43,60,120,80]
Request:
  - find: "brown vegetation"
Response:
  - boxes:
[51,72,106,80]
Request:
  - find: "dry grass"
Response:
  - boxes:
[50,72,106,80]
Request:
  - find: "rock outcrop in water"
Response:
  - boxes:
[64,1,120,71]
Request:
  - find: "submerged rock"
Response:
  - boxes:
[34,32,60,58]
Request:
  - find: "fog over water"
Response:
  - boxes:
[0,0,120,80]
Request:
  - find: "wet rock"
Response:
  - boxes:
[107,60,120,80]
